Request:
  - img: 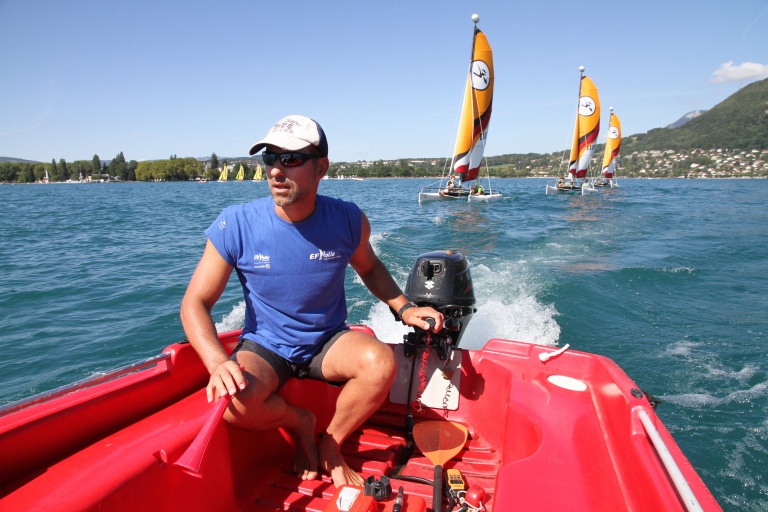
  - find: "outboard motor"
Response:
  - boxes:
[402,250,476,360]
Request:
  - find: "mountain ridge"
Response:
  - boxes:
[622,77,768,153]
[667,110,707,129]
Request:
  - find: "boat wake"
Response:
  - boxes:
[214,254,561,351]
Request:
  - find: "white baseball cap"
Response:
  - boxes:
[248,115,328,156]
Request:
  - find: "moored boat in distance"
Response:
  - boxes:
[0,251,721,512]
[546,66,601,195]
[419,14,502,204]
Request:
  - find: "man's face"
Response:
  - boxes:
[264,145,328,207]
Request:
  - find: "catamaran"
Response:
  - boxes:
[546,66,601,195]
[218,164,229,182]
[419,14,502,204]
[235,164,245,181]
[595,107,621,188]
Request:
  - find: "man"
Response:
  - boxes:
[180,115,443,488]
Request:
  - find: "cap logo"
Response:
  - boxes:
[272,118,302,135]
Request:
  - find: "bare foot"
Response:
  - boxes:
[318,434,364,488]
[290,408,318,481]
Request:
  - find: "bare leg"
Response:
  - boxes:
[227,350,319,481]
[317,331,397,487]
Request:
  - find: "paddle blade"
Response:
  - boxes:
[412,421,468,466]
[174,395,231,477]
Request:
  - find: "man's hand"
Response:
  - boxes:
[402,307,444,332]
[206,360,248,403]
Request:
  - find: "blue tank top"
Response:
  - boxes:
[206,195,362,363]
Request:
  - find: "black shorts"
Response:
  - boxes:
[230,330,349,390]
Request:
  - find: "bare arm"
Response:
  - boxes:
[349,212,443,331]
[180,240,247,402]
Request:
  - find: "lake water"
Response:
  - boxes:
[0,177,765,510]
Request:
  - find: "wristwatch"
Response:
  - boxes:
[397,301,417,320]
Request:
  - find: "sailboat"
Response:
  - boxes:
[546,66,600,195]
[594,107,621,188]
[42,169,50,184]
[418,14,502,204]
[235,164,245,181]
[252,164,263,181]
[218,164,229,182]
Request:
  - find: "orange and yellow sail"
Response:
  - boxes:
[567,70,600,179]
[601,109,621,179]
[451,21,493,184]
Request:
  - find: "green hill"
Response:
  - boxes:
[623,77,768,153]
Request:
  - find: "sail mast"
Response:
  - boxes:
[566,66,584,181]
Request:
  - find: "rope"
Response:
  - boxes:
[413,333,431,412]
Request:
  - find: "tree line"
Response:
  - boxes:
[4,145,766,184]
[1,152,258,183]
[0,152,137,183]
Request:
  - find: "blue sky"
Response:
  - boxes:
[2,0,767,164]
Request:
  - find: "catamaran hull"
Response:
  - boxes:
[546,184,582,194]
[420,190,502,203]
[467,192,502,202]
[0,329,721,512]
[418,190,468,203]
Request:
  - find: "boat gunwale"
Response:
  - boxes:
[0,353,172,417]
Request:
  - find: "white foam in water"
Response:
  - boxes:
[664,339,699,357]
[663,381,768,407]
[216,301,246,332]
[364,256,561,350]
[213,252,562,352]
[662,339,768,409]
[368,232,385,253]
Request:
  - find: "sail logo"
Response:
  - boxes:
[310,249,340,261]
[218,220,226,230]
[471,60,491,91]
[579,96,597,116]
[253,253,271,269]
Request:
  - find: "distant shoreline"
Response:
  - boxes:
[3,176,766,186]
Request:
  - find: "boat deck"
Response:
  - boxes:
[232,407,500,511]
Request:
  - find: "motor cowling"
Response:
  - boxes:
[403,251,476,359]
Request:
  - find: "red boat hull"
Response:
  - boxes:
[0,329,720,511]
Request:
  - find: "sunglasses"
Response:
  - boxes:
[262,151,322,168]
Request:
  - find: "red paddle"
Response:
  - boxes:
[413,421,468,512]
[174,364,246,476]
[174,394,232,477]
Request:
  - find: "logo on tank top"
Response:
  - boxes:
[253,253,271,269]
[310,249,340,261]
